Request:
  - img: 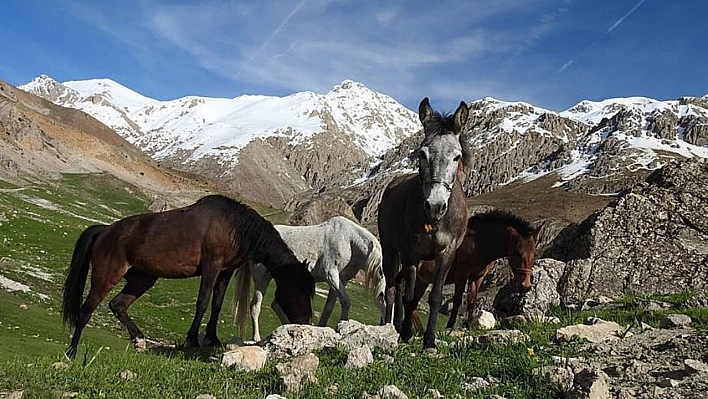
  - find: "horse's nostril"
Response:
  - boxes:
[424,201,432,211]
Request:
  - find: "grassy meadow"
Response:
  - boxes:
[0,173,706,399]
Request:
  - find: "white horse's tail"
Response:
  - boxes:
[233,264,252,337]
[364,238,385,299]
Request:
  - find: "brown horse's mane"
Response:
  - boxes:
[469,210,533,238]
[419,110,473,168]
[195,195,301,271]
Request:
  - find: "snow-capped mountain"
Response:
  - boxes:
[21,74,708,212]
[21,75,418,165]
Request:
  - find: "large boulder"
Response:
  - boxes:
[547,158,708,303]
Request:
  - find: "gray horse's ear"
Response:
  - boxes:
[453,101,469,134]
[419,97,433,126]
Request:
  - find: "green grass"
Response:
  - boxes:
[0,173,705,399]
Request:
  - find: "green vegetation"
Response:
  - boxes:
[0,173,705,398]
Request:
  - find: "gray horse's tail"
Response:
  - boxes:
[364,238,385,298]
[233,264,252,337]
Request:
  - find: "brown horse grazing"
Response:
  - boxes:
[412,210,543,329]
[61,194,314,358]
[378,97,471,349]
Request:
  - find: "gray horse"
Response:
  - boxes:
[235,216,385,341]
[378,97,471,349]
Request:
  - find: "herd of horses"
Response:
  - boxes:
[60,98,542,358]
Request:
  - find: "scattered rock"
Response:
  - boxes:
[469,310,495,330]
[267,324,340,356]
[265,395,288,399]
[117,370,135,381]
[555,319,624,343]
[684,358,708,374]
[462,376,490,392]
[276,353,319,393]
[564,368,611,399]
[656,377,678,388]
[49,362,70,371]
[337,319,399,352]
[19,304,27,310]
[325,384,339,395]
[345,345,374,369]
[478,329,529,345]
[535,365,574,391]
[380,354,394,363]
[221,345,268,371]
[378,385,408,399]
[0,391,23,399]
[426,388,443,398]
[659,313,692,328]
[195,395,216,399]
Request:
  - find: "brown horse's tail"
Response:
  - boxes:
[62,224,106,328]
[233,263,252,337]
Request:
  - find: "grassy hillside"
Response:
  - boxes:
[1,173,706,399]
[0,173,358,361]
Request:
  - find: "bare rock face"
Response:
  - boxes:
[549,158,708,303]
[285,197,357,226]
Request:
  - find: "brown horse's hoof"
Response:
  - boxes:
[203,336,222,347]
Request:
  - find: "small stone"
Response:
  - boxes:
[325,384,339,395]
[0,391,23,399]
[660,314,691,328]
[265,395,288,399]
[380,354,394,363]
[50,362,70,371]
[597,295,613,304]
[195,395,216,399]
[427,389,443,398]
[684,358,708,373]
[657,377,678,388]
[118,370,135,381]
[378,385,408,399]
[19,304,28,310]
[345,345,374,369]
[462,377,490,392]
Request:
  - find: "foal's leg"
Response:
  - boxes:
[186,264,220,347]
[463,277,483,325]
[446,277,468,329]
[108,268,158,342]
[204,269,236,347]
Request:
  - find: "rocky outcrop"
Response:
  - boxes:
[548,158,708,303]
[285,197,357,226]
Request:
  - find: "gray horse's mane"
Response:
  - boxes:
[419,110,473,169]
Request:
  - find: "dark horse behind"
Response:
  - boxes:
[62,194,314,358]
[378,97,471,349]
[414,210,544,330]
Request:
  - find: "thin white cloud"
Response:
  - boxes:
[232,0,308,81]
[558,0,647,73]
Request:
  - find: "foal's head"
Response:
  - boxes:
[417,97,470,222]
[507,222,544,292]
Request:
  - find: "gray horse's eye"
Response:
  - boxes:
[418,150,427,160]
[453,154,461,162]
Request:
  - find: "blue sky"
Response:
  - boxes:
[1,0,706,112]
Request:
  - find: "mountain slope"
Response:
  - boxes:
[1,77,211,208]
[21,76,420,207]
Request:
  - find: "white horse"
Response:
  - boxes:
[235,216,386,341]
